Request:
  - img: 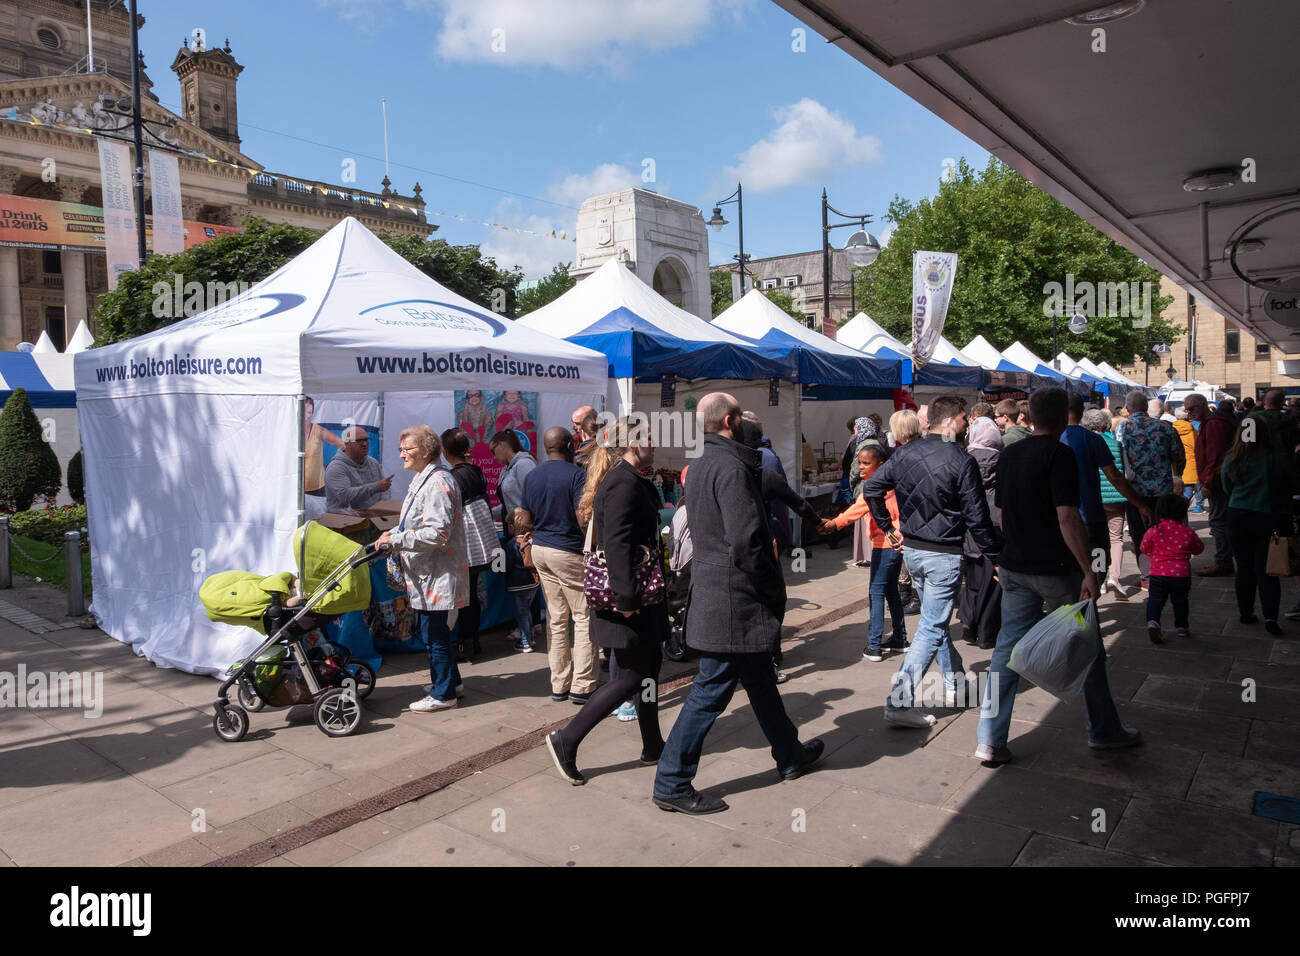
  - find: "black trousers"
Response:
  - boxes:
[458,567,483,652]
[558,638,664,756]
[1145,575,1191,629]
[958,553,1001,645]
[1227,508,1282,621]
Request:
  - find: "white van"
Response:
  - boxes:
[1157,380,1237,411]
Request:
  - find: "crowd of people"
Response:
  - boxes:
[364,382,1300,809]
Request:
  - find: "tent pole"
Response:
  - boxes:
[620,377,633,416]
[297,394,306,599]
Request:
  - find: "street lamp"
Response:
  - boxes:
[708,183,749,301]
[822,189,879,337]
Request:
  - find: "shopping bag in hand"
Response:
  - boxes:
[1008,600,1100,698]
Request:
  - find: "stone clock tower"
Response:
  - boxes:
[170,36,243,148]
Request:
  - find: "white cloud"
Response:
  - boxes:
[545,163,643,207]
[478,160,649,279]
[723,99,884,194]
[429,0,730,69]
[478,203,577,280]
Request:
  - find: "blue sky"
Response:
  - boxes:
[137,0,989,279]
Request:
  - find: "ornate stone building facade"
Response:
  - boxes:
[0,0,432,349]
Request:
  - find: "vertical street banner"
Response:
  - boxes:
[911,250,959,370]
[96,139,137,288]
[148,150,185,256]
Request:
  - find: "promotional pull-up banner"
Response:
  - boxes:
[148,150,185,256]
[96,139,138,288]
[911,250,958,370]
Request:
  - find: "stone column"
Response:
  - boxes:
[0,246,21,350]
[62,249,88,334]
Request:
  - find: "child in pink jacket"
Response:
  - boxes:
[1140,493,1205,644]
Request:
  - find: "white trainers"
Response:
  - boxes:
[885,708,937,729]
[424,683,465,698]
[408,695,457,713]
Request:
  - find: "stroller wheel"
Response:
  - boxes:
[213,704,249,742]
[237,679,266,712]
[345,662,376,700]
[314,686,362,737]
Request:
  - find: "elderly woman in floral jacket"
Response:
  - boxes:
[377,425,469,713]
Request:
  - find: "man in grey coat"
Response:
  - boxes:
[652,392,824,815]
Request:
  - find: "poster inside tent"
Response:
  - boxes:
[455,389,537,508]
[301,396,381,499]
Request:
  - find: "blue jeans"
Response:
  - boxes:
[867,546,906,652]
[654,652,800,799]
[510,587,537,645]
[421,610,460,701]
[1183,482,1204,510]
[977,569,1123,748]
[885,548,964,712]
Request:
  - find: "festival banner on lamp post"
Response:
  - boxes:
[96,139,138,288]
[911,250,959,370]
[148,150,185,256]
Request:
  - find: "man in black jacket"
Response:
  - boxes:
[865,395,997,728]
[652,392,824,814]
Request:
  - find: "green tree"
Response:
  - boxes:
[0,388,61,510]
[711,268,737,317]
[515,263,576,316]
[855,157,1177,368]
[93,217,525,345]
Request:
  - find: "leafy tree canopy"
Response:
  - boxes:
[515,262,576,316]
[854,157,1178,368]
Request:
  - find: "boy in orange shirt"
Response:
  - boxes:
[821,445,907,660]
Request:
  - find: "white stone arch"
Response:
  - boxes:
[652,255,693,309]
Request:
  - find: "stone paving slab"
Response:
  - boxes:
[3,514,1298,867]
[1012,833,1168,866]
[1106,794,1280,867]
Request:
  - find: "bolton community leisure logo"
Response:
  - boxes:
[360,299,508,337]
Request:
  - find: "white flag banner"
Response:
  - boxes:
[97,139,138,289]
[911,250,959,370]
[148,150,184,256]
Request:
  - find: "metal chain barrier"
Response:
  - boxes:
[9,537,63,564]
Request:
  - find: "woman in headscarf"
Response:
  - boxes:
[850,416,881,566]
[958,415,1003,649]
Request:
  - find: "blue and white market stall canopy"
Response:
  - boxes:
[0,350,75,408]
[518,259,795,382]
[713,289,901,389]
[837,312,983,390]
[963,335,1062,391]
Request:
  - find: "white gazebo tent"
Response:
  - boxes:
[74,217,608,675]
[518,259,800,475]
[714,290,903,486]
[837,312,984,402]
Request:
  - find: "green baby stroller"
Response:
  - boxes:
[200,521,386,741]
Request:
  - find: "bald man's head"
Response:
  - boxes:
[698,392,741,437]
[571,405,597,439]
[1264,388,1285,411]
[544,426,574,460]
